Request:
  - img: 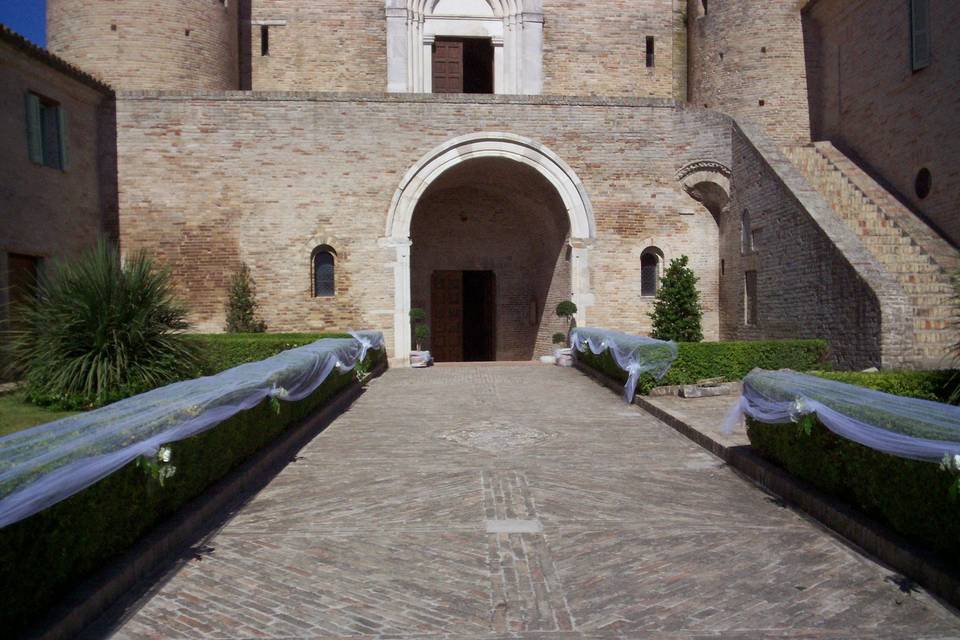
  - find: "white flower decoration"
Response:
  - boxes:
[158,446,172,463]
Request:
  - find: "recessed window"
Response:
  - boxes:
[744,271,758,326]
[741,209,753,254]
[915,167,932,199]
[640,248,662,297]
[645,37,655,68]
[910,0,931,71]
[260,25,270,56]
[25,93,67,170]
[758,99,765,107]
[312,246,336,297]
[701,0,709,16]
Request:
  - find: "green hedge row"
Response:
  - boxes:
[186,333,349,375]
[0,345,384,634]
[748,369,960,569]
[576,339,830,395]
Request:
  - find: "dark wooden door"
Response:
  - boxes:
[431,270,464,362]
[432,39,463,93]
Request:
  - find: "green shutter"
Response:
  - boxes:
[911,0,931,71]
[57,107,69,170]
[24,93,42,164]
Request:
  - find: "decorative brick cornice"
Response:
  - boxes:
[676,160,732,182]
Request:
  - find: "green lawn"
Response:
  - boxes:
[0,393,77,437]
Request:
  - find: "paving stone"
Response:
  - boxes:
[87,366,960,639]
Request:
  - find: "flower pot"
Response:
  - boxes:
[410,350,433,368]
[554,347,574,367]
[540,355,557,365]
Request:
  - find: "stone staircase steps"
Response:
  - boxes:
[783,143,958,368]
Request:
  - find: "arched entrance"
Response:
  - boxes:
[384,133,595,362]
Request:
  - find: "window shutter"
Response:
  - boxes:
[911,0,931,71]
[57,107,69,170]
[25,93,43,164]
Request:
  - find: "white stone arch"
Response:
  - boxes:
[384,132,596,362]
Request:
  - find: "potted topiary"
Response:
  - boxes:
[540,332,567,364]
[409,308,433,368]
[554,300,577,367]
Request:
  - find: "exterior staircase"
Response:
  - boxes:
[783,142,958,369]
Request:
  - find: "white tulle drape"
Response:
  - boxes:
[723,369,960,463]
[0,332,384,528]
[570,327,678,402]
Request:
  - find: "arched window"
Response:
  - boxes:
[312,246,336,297]
[741,209,752,254]
[641,248,662,297]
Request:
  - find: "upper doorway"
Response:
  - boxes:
[432,37,494,94]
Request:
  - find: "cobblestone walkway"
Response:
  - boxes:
[92,365,960,639]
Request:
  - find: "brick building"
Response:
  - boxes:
[1,0,956,368]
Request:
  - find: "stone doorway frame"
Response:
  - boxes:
[383,132,596,363]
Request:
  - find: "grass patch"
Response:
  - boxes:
[0,393,77,437]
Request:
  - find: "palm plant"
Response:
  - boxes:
[4,240,199,409]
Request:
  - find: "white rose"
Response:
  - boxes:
[954,454,960,470]
[158,447,172,463]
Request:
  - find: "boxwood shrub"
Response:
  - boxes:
[187,333,349,375]
[747,369,960,569]
[0,345,384,634]
[576,339,829,396]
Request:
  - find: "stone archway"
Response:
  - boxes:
[384,132,595,362]
[677,160,731,220]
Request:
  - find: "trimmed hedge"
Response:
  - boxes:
[811,369,958,404]
[747,369,960,569]
[186,333,349,375]
[0,345,384,634]
[576,339,829,395]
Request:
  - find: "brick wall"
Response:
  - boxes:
[542,0,680,98]
[721,123,911,369]
[248,0,385,92]
[114,93,727,354]
[0,33,115,324]
[804,0,960,246]
[686,0,810,144]
[47,0,239,90]
[244,1,685,97]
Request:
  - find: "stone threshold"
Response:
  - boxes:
[27,361,389,640]
[574,358,960,612]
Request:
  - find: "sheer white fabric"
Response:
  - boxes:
[570,328,678,402]
[0,332,384,528]
[723,369,960,463]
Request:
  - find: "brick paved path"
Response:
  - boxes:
[91,365,960,639]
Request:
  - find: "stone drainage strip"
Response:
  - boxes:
[574,358,960,611]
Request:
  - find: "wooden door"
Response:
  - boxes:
[432,39,463,93]
[431,270,463,362]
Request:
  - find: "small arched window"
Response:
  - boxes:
[312,245,336,297]
[641,248,662,297]
[741,209,752,254]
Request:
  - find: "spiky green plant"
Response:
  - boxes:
[4,241,199,409]
[224,262,267,333]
